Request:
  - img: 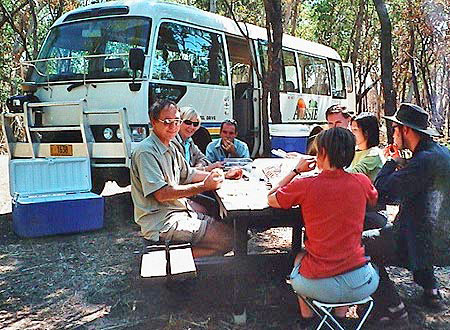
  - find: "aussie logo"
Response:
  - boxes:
[293,98,318,120]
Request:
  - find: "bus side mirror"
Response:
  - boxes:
[129,48,144,92]
[129,48,144,71]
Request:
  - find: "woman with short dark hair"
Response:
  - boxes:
[348,112,384,182]
[268,128,379,326]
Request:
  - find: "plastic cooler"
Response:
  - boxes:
[9,157,104,237]
[270,124,310,154]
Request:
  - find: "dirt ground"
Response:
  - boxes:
[0,155,449,330]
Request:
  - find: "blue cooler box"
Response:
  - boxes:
[9,158,104,237]
[270,124,310,154]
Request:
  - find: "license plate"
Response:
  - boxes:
[50,144,73,156]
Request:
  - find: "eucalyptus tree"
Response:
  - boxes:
[373,0,396,142]
[0,0,79,103]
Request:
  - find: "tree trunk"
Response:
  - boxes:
[409,26,421,106]
[408,1,421,106]
[373,0,396,143]
[209,0,216,13]
[349,0,365,64]
[290,0,301,36]
[262,0,283,156]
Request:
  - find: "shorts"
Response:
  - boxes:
[289,262,379,303]
[159,211,214,245]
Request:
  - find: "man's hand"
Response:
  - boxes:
[384,144,400,159]
[221,138,236,155]
[203,168,224,191]
[384,144,407,169]
[225,167,243,180]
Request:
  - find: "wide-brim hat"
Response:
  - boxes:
[383,103,440,137]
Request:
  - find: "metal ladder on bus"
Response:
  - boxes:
[1,99,131,167]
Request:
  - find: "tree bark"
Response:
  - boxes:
[373,0,396,143]
[408,1,421,106]
[349,0,365,64]
[262,0,283,156]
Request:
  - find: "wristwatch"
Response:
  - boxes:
[293,168,301,175]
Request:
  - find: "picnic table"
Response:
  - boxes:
[213,158,304,323]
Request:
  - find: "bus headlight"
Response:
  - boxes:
[116,128,122,140]
[131,126,147,142]
[103,127,114,140]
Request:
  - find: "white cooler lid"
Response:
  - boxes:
[269,124,310,137]
[9,157,92,197]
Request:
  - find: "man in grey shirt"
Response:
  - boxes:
[131,99,232,258]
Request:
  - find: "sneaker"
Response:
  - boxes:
[422,290,445,310]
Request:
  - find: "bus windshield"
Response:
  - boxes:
[27,17,151,83]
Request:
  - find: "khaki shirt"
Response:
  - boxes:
[130,133,196,241]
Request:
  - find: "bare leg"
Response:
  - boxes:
[334,306,348,318]
[194,221,233,256]
[191,247,220,258]
[298,296,314,318]
[292,251,314,318]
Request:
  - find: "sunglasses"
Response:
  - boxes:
[158,118,182,126]
[183,119,200,127]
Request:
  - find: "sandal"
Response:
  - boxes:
[422,290,444,310]
[369,302,409,325]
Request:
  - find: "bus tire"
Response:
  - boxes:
[115,168,131,187]
[91,169,106,194]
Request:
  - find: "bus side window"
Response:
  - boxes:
[152,22,228,86]
[343,66,354,93]
[329,60,346,99]
[282,50,299,92]
[298,53,330,96]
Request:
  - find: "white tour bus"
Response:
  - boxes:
[2,0,355,192]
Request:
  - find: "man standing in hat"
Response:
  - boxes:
[363,103,450,322]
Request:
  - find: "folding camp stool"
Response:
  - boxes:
[304,296,374,330]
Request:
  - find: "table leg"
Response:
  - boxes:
[232,216,248,324]
[291,220,303,254]
[233,217,249,256]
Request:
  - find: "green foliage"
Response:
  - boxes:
[0,0,447,139]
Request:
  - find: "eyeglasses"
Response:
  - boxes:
[158,118,182,126]
[183,119,200,127]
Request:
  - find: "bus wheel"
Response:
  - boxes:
[91,169,106,194]
[115,169,130,187]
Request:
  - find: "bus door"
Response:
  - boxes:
[279,49,301,122]
[226,35,255,151]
